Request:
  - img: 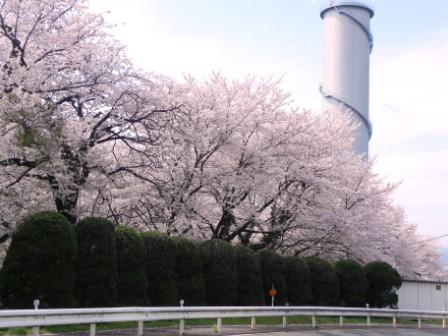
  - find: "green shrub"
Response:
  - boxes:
[0,211,76,308]
[116,226,149,306]
[335,259,367,307]
[200,240,238,306]
[306,256,339,306]
[141,232,177,306]
[365,261,401,308]
[172,237,206,306]
[235,246,264,305]
[75,217,117,307]
[257,249,288,305]
[284,256,312,305]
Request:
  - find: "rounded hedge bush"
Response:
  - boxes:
[141,232,177,306]
[306,256,339,306]
[75,217,117,307]
[235,246,264,305]
[284,256,312,305]
[365,261,402,307]
[116,226,149,306]
[257,249,288,305]
[0,211,76,308]
[335,259,367,307]
[200,240,238,306]
[172,237,206,306]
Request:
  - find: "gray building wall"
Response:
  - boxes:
[397,280,448,311]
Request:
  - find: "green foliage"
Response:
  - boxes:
[15,112,62,154]
[257,249,288,305]
[335,259,367,307]
[235,246,264,305]
[365,261,402,308]
[141,232,177,306]
[17,126,38,147]
[75,217,117,307]
[284,256,312,305]
[200,240,238,305]
[306,257,340,306]
[0,211,76,308]
[115,226,149,306]
[172,237,206,306]
[0,209,400,309]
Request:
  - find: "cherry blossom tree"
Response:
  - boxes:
[0,0,180,242]
[110,74,442,278]
[0,1,442,278]
[114,75,354,239]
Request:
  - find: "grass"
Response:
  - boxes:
[0,316,446,335]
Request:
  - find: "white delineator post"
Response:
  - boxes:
[320,1,374,158]
[179,299,185,336]
[33,300,40,336]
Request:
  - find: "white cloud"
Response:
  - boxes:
[89,0,323,111]
[370,32,448,242]
[371,32,448,149]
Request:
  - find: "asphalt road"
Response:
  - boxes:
[229,329,448,336]
[180,325,448,336]
[72,326,448,336]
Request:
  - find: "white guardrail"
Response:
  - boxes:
[1,306,448,336]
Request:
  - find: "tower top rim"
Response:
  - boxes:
[320,1,374,19]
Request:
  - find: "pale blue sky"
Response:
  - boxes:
[90,0,448,246]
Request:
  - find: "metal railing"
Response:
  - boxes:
[1,306,448,336]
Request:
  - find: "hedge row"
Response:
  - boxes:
[0,212,402,308]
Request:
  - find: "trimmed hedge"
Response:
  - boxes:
[258,249,288,305]
[335,259,367,307]
[365,261,402,308]
[141,232,177,306]
[307,257,339,306]
[200,240,238,306]
[235,246,264,305]
[284,256,312,305]
[0,211,76,308]
[75,217,117,307]
[0,210,405,308]
[116,226,149,306]
[172,237,206,306]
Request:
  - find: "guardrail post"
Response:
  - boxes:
[89,323,96,336]
[282,315,287,329]
[216,318,222,333]
[138,321,144,336]
[392,316,396,328]
[179,319,185,335]
[366,315,370,327]
[443,318,446,329]
[311,315,316,328]
[417,318,422,329]
[250,316,256,330]
[339,315,343,327]
[179,299,185,335]
[32,326,39,336]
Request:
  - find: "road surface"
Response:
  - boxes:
[230,329,448,335]
[70,326,448,336]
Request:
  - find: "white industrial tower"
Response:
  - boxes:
[320,1,374,157]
